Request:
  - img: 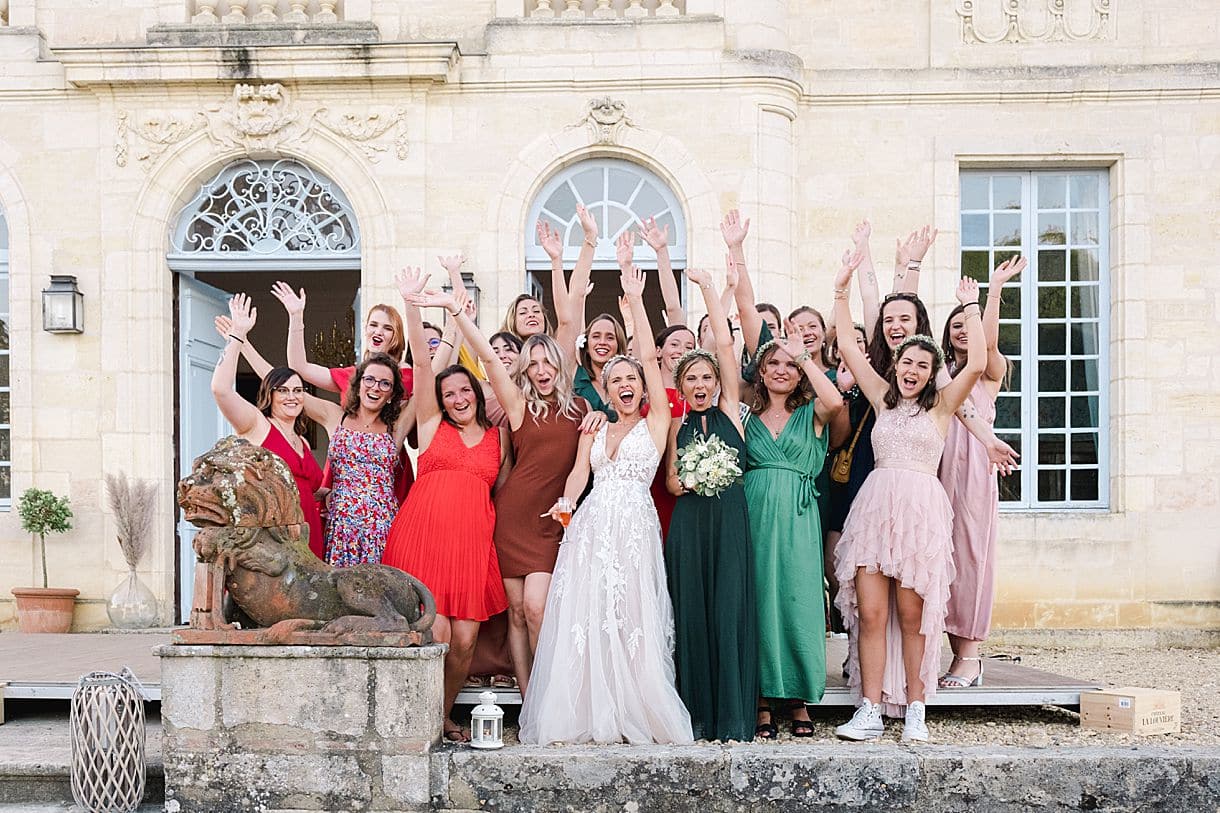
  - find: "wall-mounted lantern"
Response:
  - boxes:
[42,275,84,333]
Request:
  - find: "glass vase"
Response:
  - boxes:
[107,570,159,629]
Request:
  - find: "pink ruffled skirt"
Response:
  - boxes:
[834,466,956,717]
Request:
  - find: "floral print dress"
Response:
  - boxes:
[324,422,399,567]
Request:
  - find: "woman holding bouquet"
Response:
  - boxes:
[519,266,692,745]
[746,328,844,738]
[664,266,757,742]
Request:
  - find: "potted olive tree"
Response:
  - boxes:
[11,487,78,633]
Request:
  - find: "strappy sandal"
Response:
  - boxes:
[938,656,984,689]
[464,675,488,689]
[490,674,517,690]
[755,705,778,741]
[443,721,471,743]
[790,702,815,738]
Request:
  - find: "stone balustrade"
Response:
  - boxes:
[526,0,684,20]
[191,0,341,25]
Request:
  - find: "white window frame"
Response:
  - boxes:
[960,169,1111,511]
[0,209,9,509]
[524,157,687,274]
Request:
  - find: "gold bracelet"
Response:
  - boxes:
[583,237,597,248]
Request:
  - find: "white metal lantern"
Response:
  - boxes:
[42,274,85,333]
[469,690,504,749]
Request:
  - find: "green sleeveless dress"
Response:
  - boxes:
[745,400,828,703]
[665,407,758,741]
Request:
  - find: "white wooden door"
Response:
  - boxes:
[176,275,232,621]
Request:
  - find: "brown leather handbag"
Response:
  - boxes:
[830,405,871,484]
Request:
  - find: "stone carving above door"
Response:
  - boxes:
[571,96,636,146]
[956,0,1113,44]
[116,83,409,169]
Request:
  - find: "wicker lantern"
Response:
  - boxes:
[70,669,147,813]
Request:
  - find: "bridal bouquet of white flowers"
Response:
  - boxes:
[675,434,743,498]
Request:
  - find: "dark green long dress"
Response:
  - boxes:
[665,407,758,741]
[745,401,828,703]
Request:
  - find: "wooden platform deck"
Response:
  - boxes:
[0,632,1100,716]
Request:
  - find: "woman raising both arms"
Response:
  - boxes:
[381,271,510,743]
[445,275,603,699]
[520,266,692,745]
[210,294,325,559]
[832,250,987,743]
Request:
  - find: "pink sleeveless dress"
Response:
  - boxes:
[834,399,956,717]
[938,379,999,642]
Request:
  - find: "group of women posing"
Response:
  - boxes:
[209,207,1021,745]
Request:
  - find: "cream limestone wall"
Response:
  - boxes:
[0,0,1216,631]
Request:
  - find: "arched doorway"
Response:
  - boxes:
[169,158,361,618]
[525,158,687,326]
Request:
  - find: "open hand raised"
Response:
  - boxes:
[227,293,257,337]
[270,281,305,317]
[719,209,749,248]
[394,266,428,300]
[536,221,563,261]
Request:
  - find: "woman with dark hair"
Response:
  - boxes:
[756,303,782,338]
[936,256,1024,689]
[665,266,757,743]
[746,327,843,738]
[832,248,986,744]
[271,282,417,506]
[646,322,696,538]
[210,294,325,559]
[381,274,510,743]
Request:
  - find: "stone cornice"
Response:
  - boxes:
[53,41,460,88]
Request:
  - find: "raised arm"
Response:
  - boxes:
[688,267,742,424]
[270,282,338,392]
[834,251,888,406]
[935,278,987,420]
[622,266,670,446]
[720,210,763,358]
[639,216,685,327]
[412,289,526,430]
[777,320,844,428]
[892,225,937,295]
[210,294,267,439]
[983,255,1024,383]
[851,220,881,339]
[215,314,274,378]
[396,267,439,429]
[554,205,599,359]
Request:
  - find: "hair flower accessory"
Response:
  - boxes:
[893,334,945,365]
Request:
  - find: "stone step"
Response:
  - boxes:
[0,761,163,807]
[0,805,163,812]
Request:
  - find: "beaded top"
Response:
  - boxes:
[870,399,945,476]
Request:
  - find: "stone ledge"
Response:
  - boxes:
[438,744,1220,813]
[155,643,447,660]
[147,22,380,48]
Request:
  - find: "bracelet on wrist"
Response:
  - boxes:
[439,339,454,348]
[227,334,245,344]
[907,260,922,270]
[795,350,812,365]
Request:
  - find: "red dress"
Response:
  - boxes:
[327,365,415,504]
[381,421,508,622]
[260,424,325,559]
[641,387,690,540]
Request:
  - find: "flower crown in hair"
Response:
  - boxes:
[753,339,779,365]
[673,348,719,385]
[599,354,642,389]
[892,334,945,365]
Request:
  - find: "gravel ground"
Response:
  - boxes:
[495,646,1219,747]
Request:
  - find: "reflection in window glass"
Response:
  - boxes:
[958,170,1108,508]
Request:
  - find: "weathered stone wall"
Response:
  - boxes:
[158,643,444,812]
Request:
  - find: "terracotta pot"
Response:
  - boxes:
[10,587,80,633]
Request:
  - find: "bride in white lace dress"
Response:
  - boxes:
[518,267,694,745]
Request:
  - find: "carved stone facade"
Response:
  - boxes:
[0,1,1217,635]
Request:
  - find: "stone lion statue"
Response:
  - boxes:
[177,436,435,641]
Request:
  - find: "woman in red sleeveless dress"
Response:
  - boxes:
[210,294,325,558]
[381,273,509,742]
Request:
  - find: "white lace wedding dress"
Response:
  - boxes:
[518,419,694,745]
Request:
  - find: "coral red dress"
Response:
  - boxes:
[642,386,689,540]
[382,421,508,622]
[260,424,325,560]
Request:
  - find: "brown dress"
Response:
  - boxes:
[493,398,588,578]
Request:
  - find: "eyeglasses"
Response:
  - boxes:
[361,375,394,392]
[427,337,442,349]
[272,386,305,396]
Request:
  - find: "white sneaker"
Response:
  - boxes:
[835,698,884,741]
[901,701,928,743]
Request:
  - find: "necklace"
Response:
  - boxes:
[763,406,790,439]
[270,417,303,455]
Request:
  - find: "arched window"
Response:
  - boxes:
[525,159,686,271]
[168,159,360,272]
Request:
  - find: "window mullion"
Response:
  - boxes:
[1022,171,1037,508]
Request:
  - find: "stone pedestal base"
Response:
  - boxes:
[156,643,445,813]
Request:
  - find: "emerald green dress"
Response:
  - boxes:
[745,400,828,703]
[665,407,758,741]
